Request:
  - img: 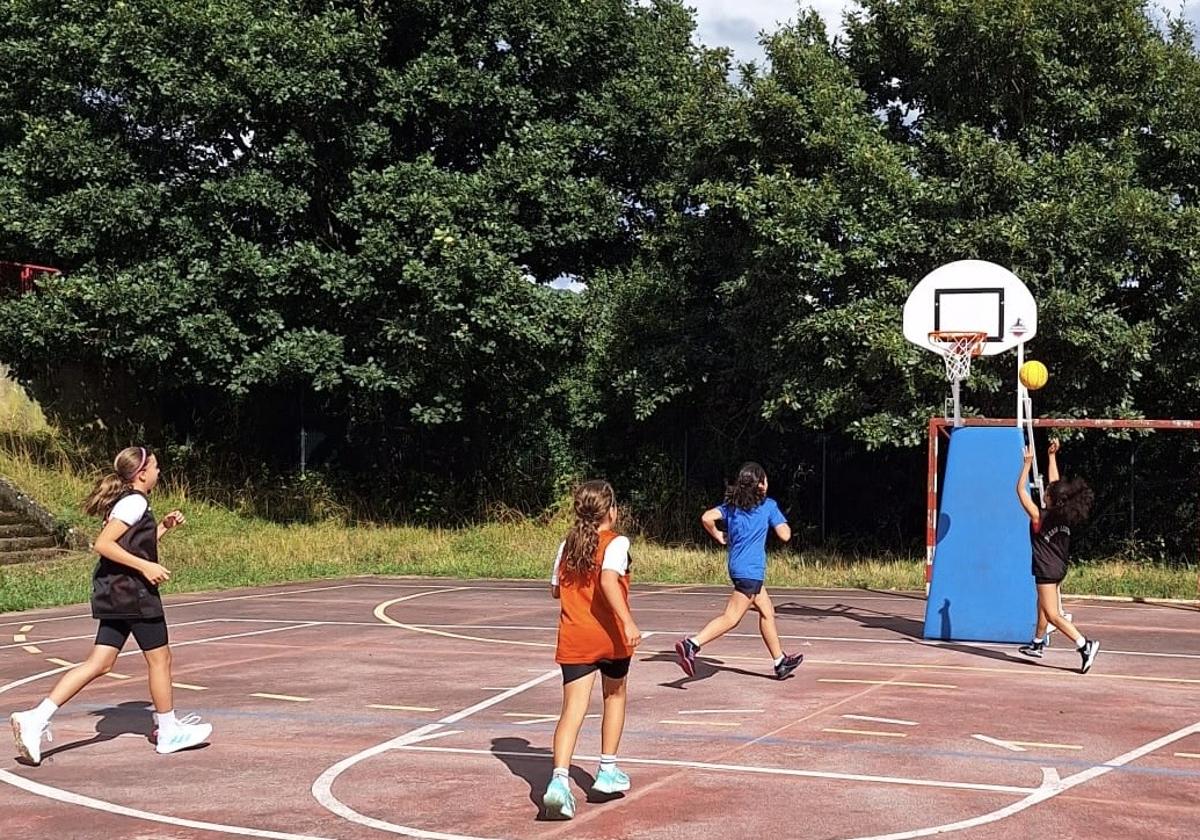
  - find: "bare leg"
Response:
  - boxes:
[599,675,627,756]
[552,671,597,770]
[692,592,753,647]
[48,645,120,707]
[1037,583,1083,643]
[753,589,784,660]
[143,645,174,714]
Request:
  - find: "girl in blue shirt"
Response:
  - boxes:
[675,462,803,680]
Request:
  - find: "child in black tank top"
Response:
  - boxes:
[9,446,212,765]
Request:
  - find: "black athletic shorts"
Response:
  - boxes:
[1032,556,1067,586]
[731,578,764,597]
[560,657,632,684]
[96,618,169,652]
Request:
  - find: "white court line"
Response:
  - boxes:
[973,734,1026,753]
[370,704,439,713]
[847,720,1200,840]
[661,719,741,727]
[13,634,26,642]
[172,682,207,691]
[21,645,40,654]
[677,709,763,715]
[397,745,1036,796]
[0,770,336,840]
[819,679,958,690]
[1175,752,1200,759]
[823,728,908,739]
[843,715,918,727]
[250,693,312,703]
[0,618,221,650]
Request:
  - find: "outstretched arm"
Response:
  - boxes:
[1047,439,1060,484]
[1017,449,1040,523]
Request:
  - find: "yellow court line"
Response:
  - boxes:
[22,645,41,654]
[172,683,207,691]
[105,672,131,681]
[13,634,26,643]
[1175,752,1200,759]
[660,719,741,727]
[46,658,74,668]
[368,704,439,712]
[822,728,908,739]
[249,692,312,703]
[1005,740,1084,751]
[819,678,958,690]
[19,625,33,633]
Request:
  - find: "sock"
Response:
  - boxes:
[155,710,179,732]
[1075,637,1087,650]
[773,655,784,667]
[552,766,569,781]
[32,698,58,721]
[599,754,616,773]
[687,637,701,651]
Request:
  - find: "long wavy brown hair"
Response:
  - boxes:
[560,480,616,582]
[1046,477,1095,527]
[84,446,150,518]
[724,462,767,512]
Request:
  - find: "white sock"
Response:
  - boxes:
[773,655,784,667]
[155,710,179,732]
[552,766,569,781]
[599,754,616,773]
[32,698,58,721]
[688,637,701,649]
[1074,637,1087,650]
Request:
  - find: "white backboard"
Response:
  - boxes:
[903,260,1037,357]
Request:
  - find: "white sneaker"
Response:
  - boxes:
[155,715,212,755]
[10,711,52,765]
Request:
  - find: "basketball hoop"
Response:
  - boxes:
[928,331,987,384]
[929,331,987,428]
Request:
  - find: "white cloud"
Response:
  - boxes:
[687,0,857,64]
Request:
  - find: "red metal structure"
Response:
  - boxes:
[0,261,60,293]
[925,417,1200,586]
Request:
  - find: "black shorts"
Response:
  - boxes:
[731,578,764,597]
[560,657,632,684]
[1032,557,1067,586]
[96,618,169,652]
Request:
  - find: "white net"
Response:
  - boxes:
[929,332,987,383]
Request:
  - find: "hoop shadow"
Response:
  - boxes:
[774,601,926,640]
[491,737,622,819]
[641,650,782,689]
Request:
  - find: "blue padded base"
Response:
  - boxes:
[923,426,1037,643]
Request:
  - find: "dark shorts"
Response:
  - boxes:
[1032,557,1067,586]
[731,578,764,597]
[560,657,632,684]
[96,618,169,652]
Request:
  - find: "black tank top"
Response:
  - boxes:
[90,491,164,620]
[1031,510,1071,569]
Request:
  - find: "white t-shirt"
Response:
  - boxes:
[550,535,630,585]
[109,494,149,526]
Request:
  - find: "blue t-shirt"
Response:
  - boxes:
[719,497,787,581]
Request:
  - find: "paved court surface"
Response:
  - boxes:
[2,578,1198,839]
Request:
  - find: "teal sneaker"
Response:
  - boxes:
[543,776,576,820]
[592,766,631,794]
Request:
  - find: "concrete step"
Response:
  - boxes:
[0,548,74,566]
[0,535,57,552]
[0,510,23,525]
[0,522,44,539]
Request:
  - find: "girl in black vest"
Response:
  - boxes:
[10,446,212,765]
[1016,441,1099,673]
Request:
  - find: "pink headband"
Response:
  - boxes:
[118,447,147,480]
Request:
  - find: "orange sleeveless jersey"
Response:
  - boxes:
[555,529,632,664]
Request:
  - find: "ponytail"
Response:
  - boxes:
[560,480,616,582]
[84,446,150,518]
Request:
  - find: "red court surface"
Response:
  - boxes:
[1,578,1198,839]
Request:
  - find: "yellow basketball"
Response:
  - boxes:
[1019,360,1049,390]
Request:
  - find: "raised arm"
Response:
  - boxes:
[1047,439,1061,484]
[1016,449,1040,523]
[701,506,726,545]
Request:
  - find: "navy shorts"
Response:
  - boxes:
[731,578,764,597]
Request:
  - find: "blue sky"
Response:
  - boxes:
[688,1,1200,65]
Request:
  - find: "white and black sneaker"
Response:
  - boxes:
[1018,640,1045,659]
[1079,639,1101,674]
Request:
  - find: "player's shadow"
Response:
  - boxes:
[641,650,781,689]
[491,737,621,819]
[25,701,159,764]
[774,601,926,640]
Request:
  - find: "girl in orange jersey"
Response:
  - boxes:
[542,480,641,820]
